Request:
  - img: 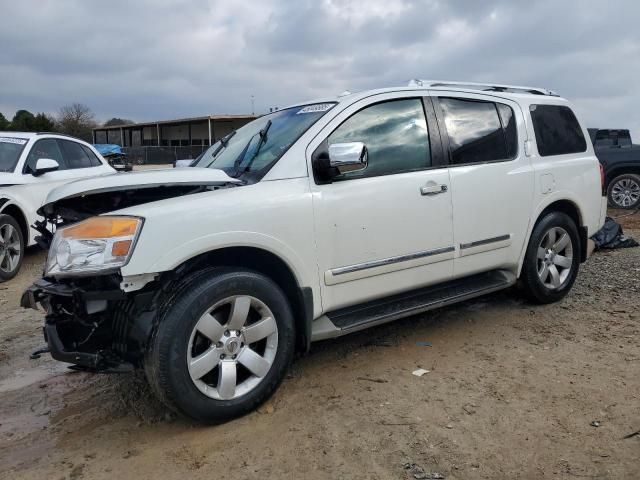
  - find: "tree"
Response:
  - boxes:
[56,103,97,142]
[32,113,56,132]
[0,112,9,130]
[103,117,133,127]
[11,110,36,131]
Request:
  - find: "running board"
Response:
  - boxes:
[311,270,516,341]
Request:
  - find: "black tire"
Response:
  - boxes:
[519,211,580,304]
[0,214,24,282]
[607,173,640,209]
[145,268,295,424]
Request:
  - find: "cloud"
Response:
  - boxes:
[0,0,638,138]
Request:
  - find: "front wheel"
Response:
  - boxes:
[145,268,295,423]
[519,212,580,304]
[0,214,24,282]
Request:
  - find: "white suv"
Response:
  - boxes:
[23,81,607,423]
[0,133,114,280]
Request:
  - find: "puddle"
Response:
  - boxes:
[0,363,69,393]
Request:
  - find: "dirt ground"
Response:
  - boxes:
[0,210,638,480]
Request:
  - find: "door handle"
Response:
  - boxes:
[420,184,448,196]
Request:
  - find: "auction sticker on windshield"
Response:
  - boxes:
[0,137,28,145]
[296,104,334,114]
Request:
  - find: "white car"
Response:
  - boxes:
[0,133,114,280]
[23,81,607,423]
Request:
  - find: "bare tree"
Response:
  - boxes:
[56,103,97,142]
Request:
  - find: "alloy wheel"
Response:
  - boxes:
[537,226,573,290]
[187,295,278,400]
[0,223,21,274]
[611,178,640,208]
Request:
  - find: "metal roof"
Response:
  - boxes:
[93,114,257,131]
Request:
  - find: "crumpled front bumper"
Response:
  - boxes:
[22,278,137,372]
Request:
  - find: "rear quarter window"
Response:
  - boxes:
[530,105,587,157]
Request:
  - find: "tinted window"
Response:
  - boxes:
[327,99,430,180]
[80,145,103,166]
[530,105,586,156]
[26,139,65,172]
[59,140,95,169]
[439,98,516,165]
[497,103,518,158]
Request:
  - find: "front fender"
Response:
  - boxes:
[124,230,310,289]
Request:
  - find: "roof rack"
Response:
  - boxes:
[407,79,559,96]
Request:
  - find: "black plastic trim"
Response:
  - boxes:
[298,286,314,353]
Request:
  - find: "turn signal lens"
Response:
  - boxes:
[111,239,132,257]
[62,217,140,239]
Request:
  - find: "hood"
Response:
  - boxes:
[35,168,242,248]
[44,167,240,204]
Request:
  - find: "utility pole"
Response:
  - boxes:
[251,95,255,116]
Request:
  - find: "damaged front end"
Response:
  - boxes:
[32,168,242,247]
[24,168,242,371]
[21,274,163,372]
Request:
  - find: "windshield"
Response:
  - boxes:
[0,137,28,173]
[193,103,336,181]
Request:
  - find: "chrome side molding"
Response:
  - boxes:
[460,234,511,250]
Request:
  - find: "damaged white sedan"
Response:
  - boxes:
[23,81,606,423]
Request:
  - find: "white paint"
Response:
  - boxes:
[0,132,115,247]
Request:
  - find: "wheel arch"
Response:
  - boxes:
[0,201,29,245]
[167,246,314,354]
[518,198,588,276]
[605,165,640,185]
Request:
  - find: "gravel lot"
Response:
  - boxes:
[0,209,638,480]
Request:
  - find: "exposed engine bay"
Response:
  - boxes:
[33,184,226,248]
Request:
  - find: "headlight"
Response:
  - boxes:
[46,216,143,277]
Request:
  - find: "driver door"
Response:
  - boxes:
[309,94,455,312]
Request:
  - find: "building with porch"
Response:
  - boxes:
[92,114,256,164]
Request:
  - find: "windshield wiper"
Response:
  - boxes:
[211,130,236,157]
[239,120,272,173]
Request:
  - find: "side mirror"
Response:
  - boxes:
[328,142,368,174]
[32,158,59,176]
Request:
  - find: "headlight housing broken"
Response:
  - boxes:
[46,216,143,277]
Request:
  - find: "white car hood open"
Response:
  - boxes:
[44,167,241,204]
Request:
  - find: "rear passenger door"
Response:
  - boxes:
[431,92,534,278]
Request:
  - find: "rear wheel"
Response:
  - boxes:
[607,173,640,209]
[0,214,24,282]
[519,212,580,304]
[145,269,295,423]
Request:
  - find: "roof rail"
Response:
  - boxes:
[407,79,559,96]
[35,131,85,141]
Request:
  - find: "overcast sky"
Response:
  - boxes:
[1,0,639,137]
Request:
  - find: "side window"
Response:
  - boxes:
[80,145,104,166]
[496,103,518,158]
[58,140,96,169]
[439,97,516,165]
[529,105,587,156]
[327,98,431,180]
[25,139,65,173]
